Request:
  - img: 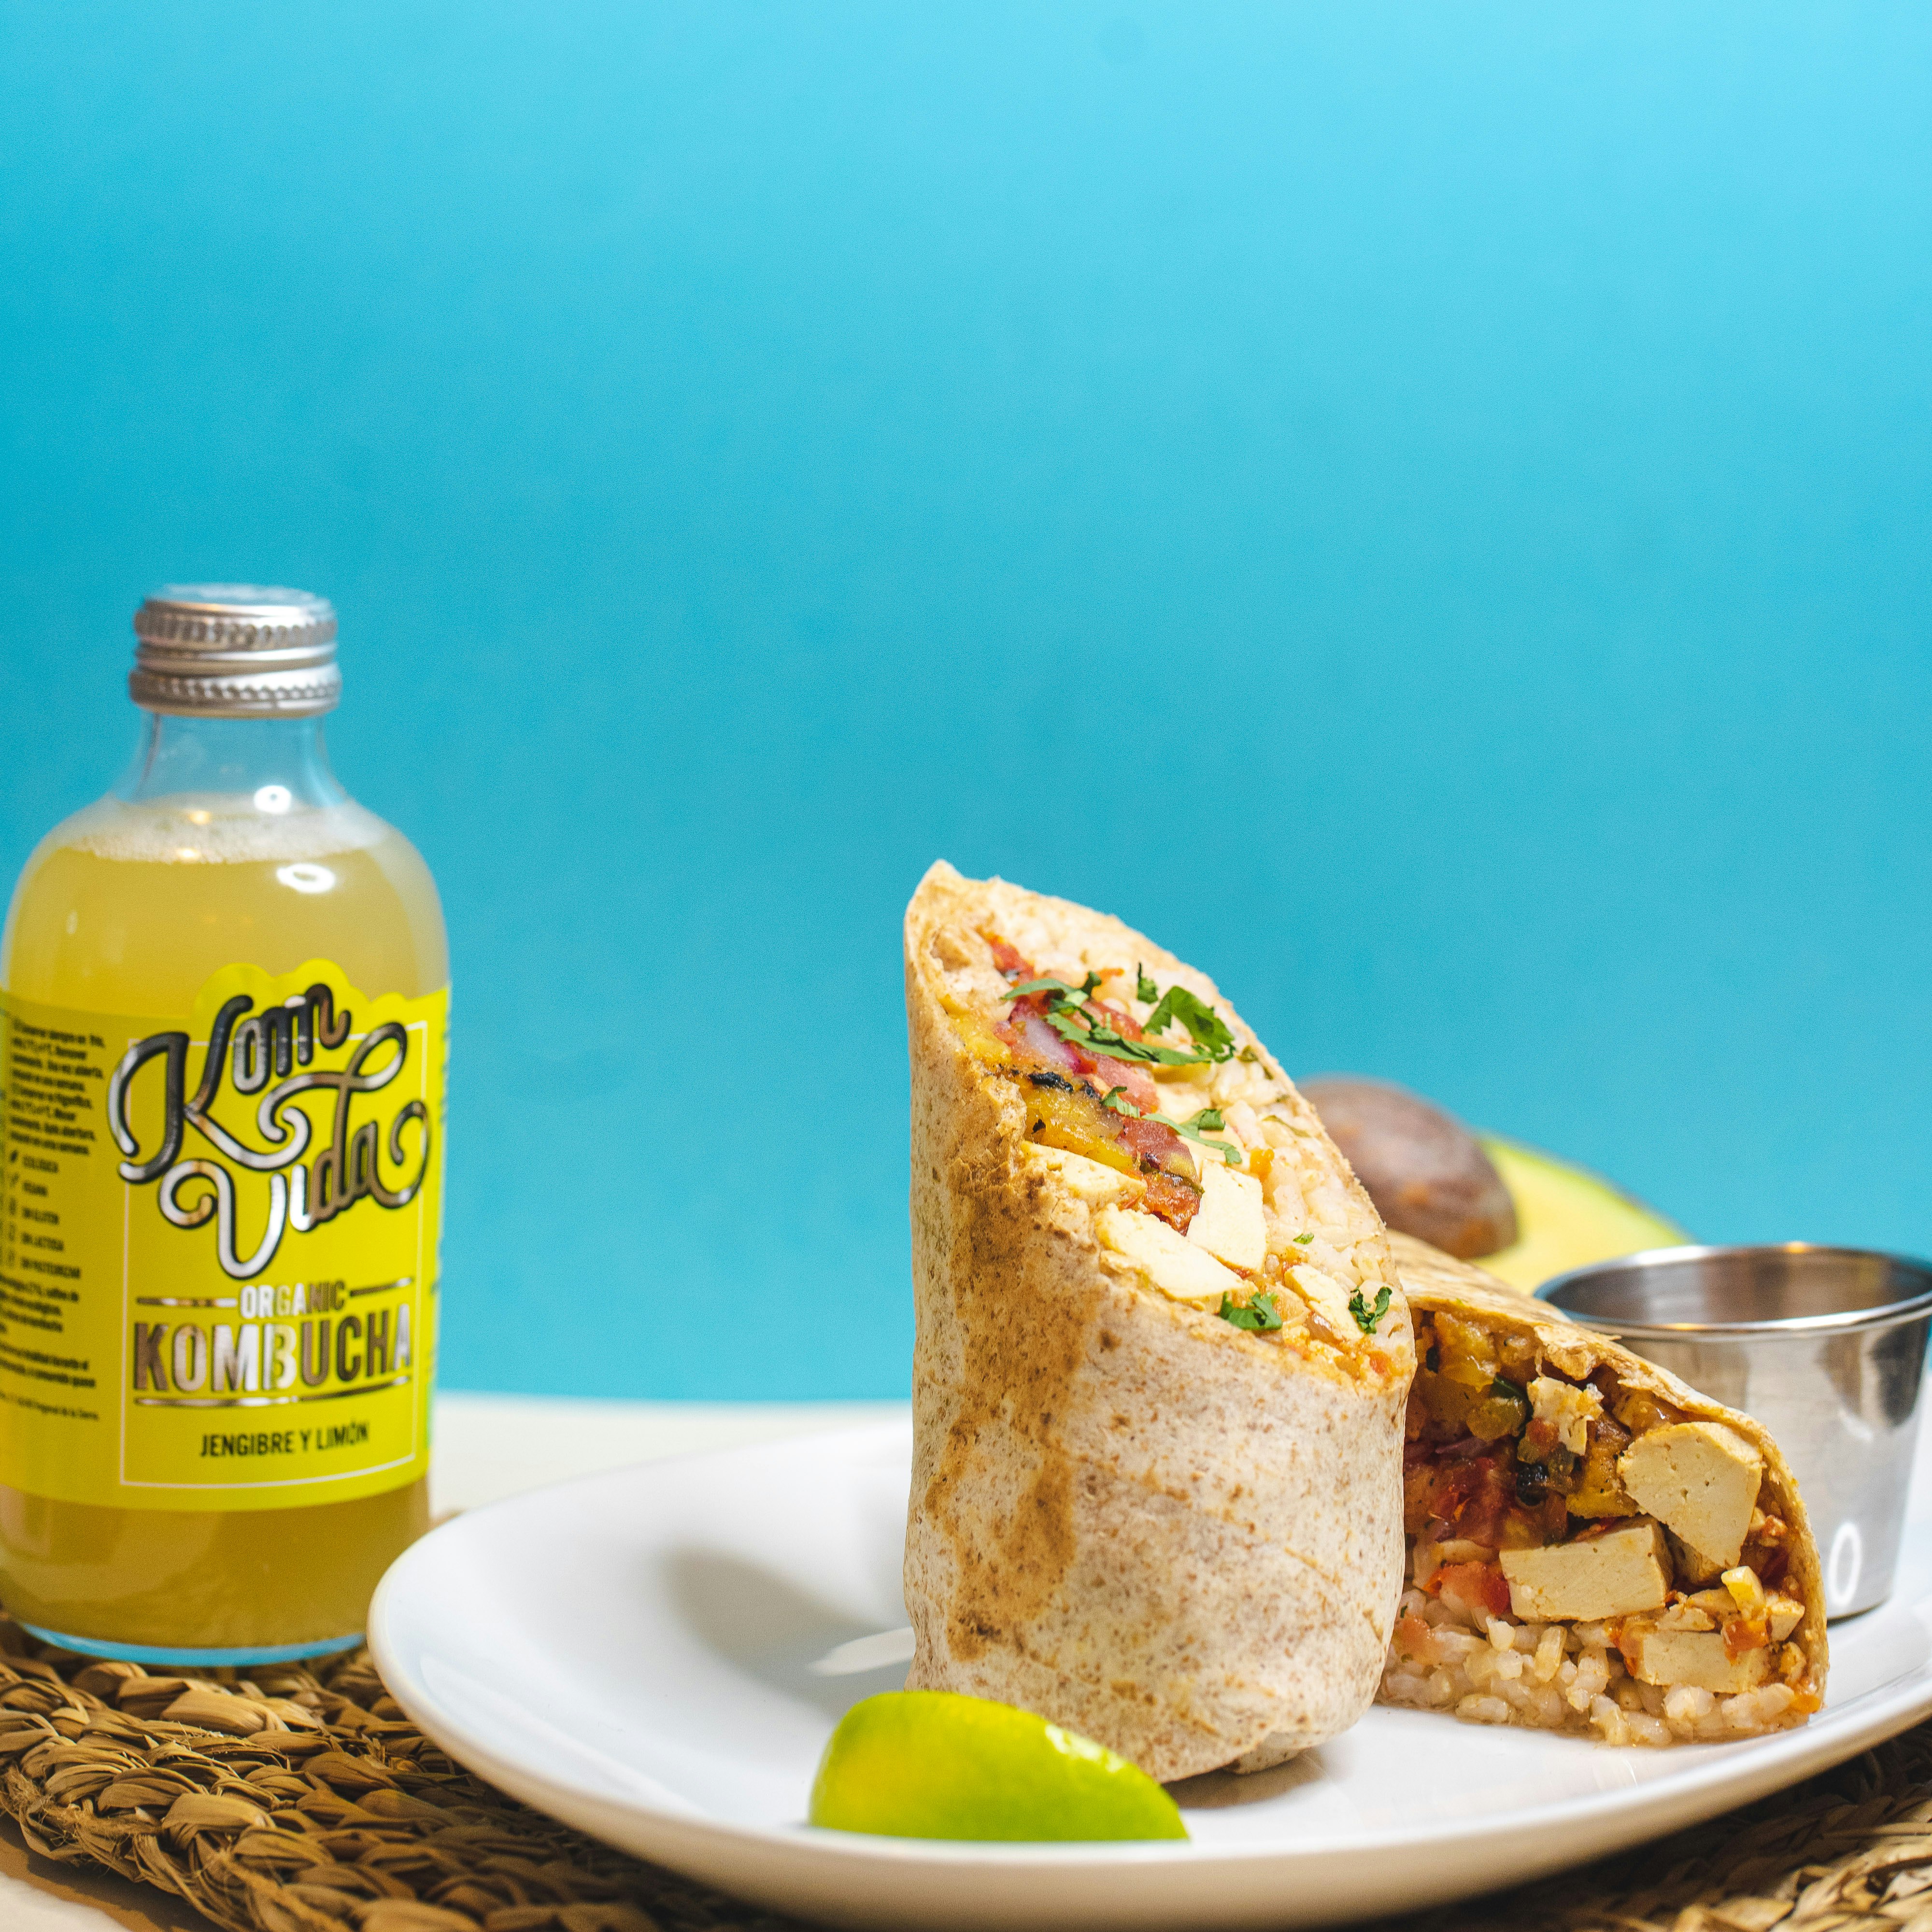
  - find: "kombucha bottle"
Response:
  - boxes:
[0,586,447,1662]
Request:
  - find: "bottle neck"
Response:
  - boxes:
[115,712,348,810]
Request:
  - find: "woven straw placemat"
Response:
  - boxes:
[4,1613,1930,1932]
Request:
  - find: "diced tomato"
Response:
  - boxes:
[1078,1051,1159,1113]
[1116,1113,1189,1173]
[1140,1169,1202,1234]
[1461,1468,1518,1550]
[983,932,1034,979]
[1428,1453,1515,1550]
[1476,1566,1513,1619]
[1429,1562,1511,1621]
[1086,997,1145,1043]
[1394,1615,1442,1665]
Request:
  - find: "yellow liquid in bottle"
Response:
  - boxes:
[0,791,447,1655]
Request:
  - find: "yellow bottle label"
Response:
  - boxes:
[0,962,445,1510]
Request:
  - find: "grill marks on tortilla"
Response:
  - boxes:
[926,1182,1094,1663]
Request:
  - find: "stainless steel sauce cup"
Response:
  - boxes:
[1538,1244,1932,1618]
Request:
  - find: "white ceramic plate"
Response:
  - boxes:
[370,1418,1932,1931]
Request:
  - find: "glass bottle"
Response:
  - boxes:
[0,586,447,1662]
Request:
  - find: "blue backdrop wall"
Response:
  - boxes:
[3,4,1928,1398]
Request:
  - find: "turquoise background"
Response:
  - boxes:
[2,5,1928,1397]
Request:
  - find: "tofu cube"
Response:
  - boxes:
[1289,1264,1364,1346]
[1497,1518,1673,1623]
[1618,1422,1764,1570]
[1623,1623,1775,1694]
[1665,1528,1726,1588]
[1095,1205,1241,1305]
[1187,1156,1267,1271]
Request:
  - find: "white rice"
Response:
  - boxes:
[1378,1586,1801,1745]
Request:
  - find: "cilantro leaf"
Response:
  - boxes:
[1348,1284,1393,1335]
[1115,1037,1216,1066]
[1139,986,1183,1037]
[1181,1107,1225,1132]
[1217,1290,1284,1333]
[1003,978,1090,1007]
[1155,1110,1242,1165]
[1044,1005,1213,1066]
[1136,965,1160,1004]
[1293,1231,1313,1245]
[1090,1084,1242,1166]
[1045,1007,1117,1053]
[1142,986,1238,1062]
[1009,969,1237,1069]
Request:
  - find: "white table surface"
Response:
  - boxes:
[1,1392,907,1930]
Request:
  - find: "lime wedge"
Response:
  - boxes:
[809,1690,1188,1842]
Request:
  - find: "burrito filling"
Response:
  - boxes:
[1383,1308,1820,1744]
[938,927,1403,1377]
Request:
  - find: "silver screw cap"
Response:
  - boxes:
[130,584,341,717]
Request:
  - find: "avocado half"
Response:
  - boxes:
[1473,1137,1686,1292]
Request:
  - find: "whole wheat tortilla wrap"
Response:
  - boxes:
[1382,1233,1827,1744]
[903,863,1415,1782]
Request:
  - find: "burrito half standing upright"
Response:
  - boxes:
[903,864,1416,1781]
